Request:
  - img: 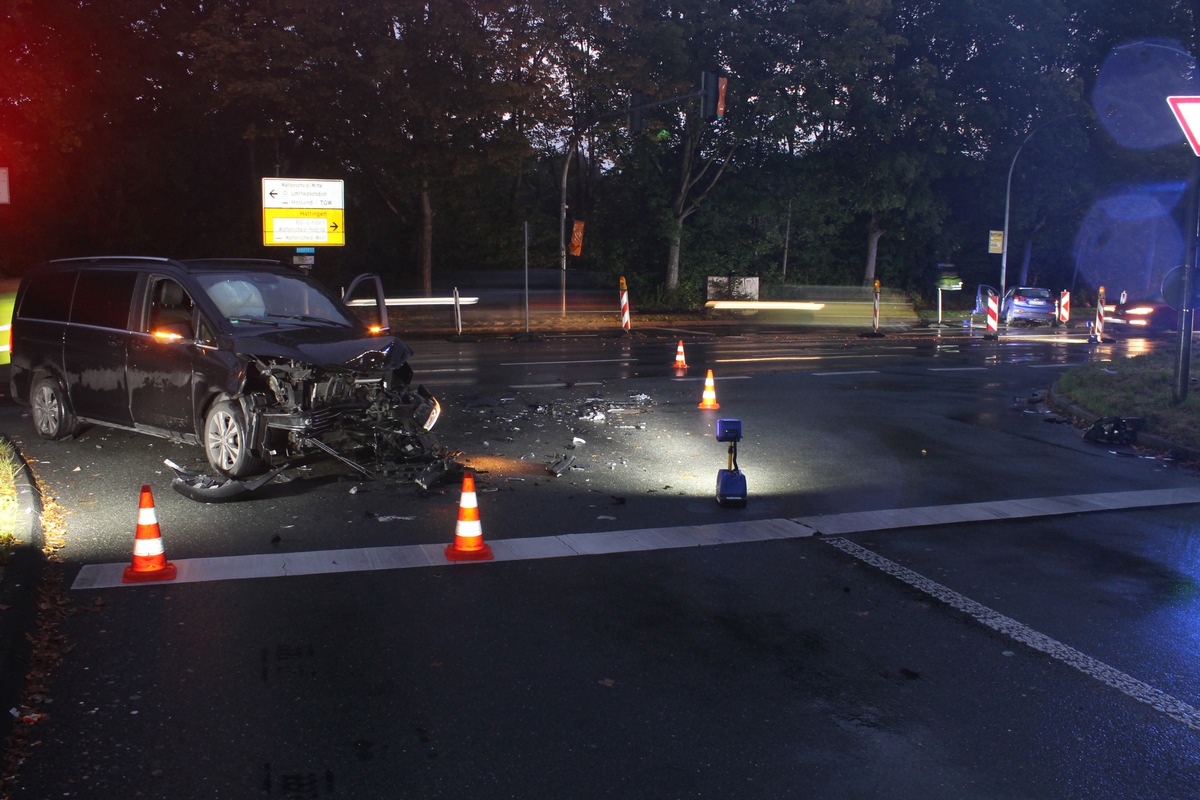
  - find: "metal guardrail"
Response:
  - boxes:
[346,290,480,335]
[345,296,480,307]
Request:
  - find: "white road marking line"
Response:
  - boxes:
[824,536,1200,733]
[643,327,717,337]
[500,358,639,366]
[71,489,1200,591]
[811,370,880,376]
[509,381,606,389]
[793,488,1200,535]
[715,354,905,365]
[927,366,987,372]
[69,518,816,590]
[713,355,823,363]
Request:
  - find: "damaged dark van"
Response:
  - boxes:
[9,257,443,491]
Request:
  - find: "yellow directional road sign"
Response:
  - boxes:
[261,178,345,246]
[262,208,345,246]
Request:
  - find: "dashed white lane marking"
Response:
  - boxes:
[824,536,1200,733]
[642,326,717,337]
[510,381,605,389]
[70,488,1200,591]
[811,369,880,376]
[500,358,638,366]
[670,374,752,382]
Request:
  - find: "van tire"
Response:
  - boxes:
[30,376,78,441]
[204,400,263,479]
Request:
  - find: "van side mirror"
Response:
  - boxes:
[151,323,193,343]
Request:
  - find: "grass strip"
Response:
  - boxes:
[1055,350,1200,450]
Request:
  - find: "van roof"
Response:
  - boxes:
[44,256,298,274]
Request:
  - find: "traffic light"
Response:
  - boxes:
[700,71,727,119]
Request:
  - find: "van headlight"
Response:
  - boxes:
[417,386,440,431]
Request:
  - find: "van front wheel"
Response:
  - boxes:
[31,377,78,441]
[204,400,263,479]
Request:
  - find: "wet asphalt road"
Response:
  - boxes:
[4,325,1200,799]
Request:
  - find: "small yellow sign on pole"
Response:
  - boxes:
[988,230,1004,254]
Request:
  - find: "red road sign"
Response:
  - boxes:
[1167,96,1200,156]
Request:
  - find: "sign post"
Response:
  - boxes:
[1165,98,1200,402]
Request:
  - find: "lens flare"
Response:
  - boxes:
[1093,39,1196,150]
[1074,185,1186,296]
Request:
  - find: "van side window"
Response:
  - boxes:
[196,318,217,346]
[18,271,77,321]
[147,278,195,335]
[71,270,138,330]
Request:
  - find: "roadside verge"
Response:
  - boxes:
[1049,383,1200,463]
[0,435,45,747]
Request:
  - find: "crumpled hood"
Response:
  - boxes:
[232,326,413,371]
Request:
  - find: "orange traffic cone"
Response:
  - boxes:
[672,340,689,370]
[122,485,177,583]
[445,470,493,562]
[697,369,720,409]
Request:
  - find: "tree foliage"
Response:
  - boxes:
[1,0,1197,305]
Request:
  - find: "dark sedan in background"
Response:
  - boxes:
[1111,297,1179,333]
[1001,286,1056,326]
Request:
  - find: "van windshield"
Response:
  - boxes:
[195,272,358,328]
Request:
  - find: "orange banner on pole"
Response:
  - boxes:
[569,220,585,256]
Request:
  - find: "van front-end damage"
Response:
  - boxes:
[175,350,456,502]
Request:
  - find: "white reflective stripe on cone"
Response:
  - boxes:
[133,538,165,557]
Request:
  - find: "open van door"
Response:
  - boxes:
[342,274,390,333]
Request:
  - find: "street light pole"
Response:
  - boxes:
[1000,115,1076,299]
[559,136,578,319]
[1001,128,1038,300]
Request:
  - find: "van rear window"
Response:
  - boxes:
[18,271,77,321]
[71,270,138,330]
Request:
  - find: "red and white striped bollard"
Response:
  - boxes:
[619,276,631,334]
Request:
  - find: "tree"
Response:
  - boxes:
[7,0,1200,308]
[185,1,566,293]
[598,0,747,293]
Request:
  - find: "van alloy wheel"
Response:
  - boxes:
[31,377,77,441]
[204,400,262,479]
